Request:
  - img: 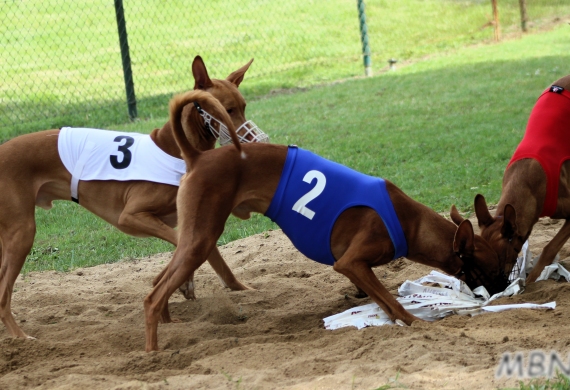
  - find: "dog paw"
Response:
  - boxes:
[354,291,368,299]
[178,282,196,300]
[180,290,196,300]
[231,282,255,291]
[217,275,229,288]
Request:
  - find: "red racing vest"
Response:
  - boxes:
[507,86,570,217]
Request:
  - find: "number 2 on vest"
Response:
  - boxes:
[292,170,326,220]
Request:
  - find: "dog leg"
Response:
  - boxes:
[0,222,36,339]
[155,246,252,301]
[117,210,179,246]
[354,285,368,298]
[122,209,249,298]
[150,265,176,324]
[526,219,570,283]
[204,247,253,291]
[152,246,253,323]
[144,242,211,352]
[176,270,196,300]
[333,253,420,326]
[179,247,252,297]
[119,210,196,305]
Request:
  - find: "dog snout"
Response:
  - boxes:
[236,120,270,143]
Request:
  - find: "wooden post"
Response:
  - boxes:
[519,0,528,32]
[491,0,500,41]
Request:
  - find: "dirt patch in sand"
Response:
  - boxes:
[1,213,569,389]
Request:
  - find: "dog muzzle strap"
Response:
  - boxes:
[193,102,269,146]
[234,120,269,145]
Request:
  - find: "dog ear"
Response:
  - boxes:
[226,58,254,87]
[453,220,475,255]
[192,55,214,90]
[501,204,518,240]
[474,194,494,228]
[449,205,465,225]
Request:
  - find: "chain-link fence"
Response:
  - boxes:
[1,0,568,139]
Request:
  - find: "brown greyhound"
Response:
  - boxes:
[143,92,505,352]
[450,75,570,285]
[0,56,265,339]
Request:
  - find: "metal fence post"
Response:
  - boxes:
[114,0,137,120]
[519,0,528,32]
[356,0,372,77]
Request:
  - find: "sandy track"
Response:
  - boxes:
[1,214,569,389]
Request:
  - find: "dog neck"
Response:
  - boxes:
[388,187,462,274]
[497,159,547,238]
[405,208,462,274]
[150,123,183,159]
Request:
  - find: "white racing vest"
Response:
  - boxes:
[58,127,186,202]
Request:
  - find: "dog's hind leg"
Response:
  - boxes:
[119,207,249,299]
[150,265,185,324]
[144,241,212,352]
[177,247,252,299]
[153,246,252,303]
[527,219,570,283]
[0,220,36,338]
[204,247,253,291]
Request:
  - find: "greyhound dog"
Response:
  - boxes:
[452,75,570,284]
[143,92,504,352]
[0,56,268,339]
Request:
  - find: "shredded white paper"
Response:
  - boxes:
[323,241,566,330]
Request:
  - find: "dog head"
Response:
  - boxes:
[192,56,268,144]
[474,194,525,282]
[452,218,509,295]
[450,195,520,294]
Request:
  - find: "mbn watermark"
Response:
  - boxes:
[496,351,570,378]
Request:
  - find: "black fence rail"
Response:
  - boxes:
[1,0,568,138]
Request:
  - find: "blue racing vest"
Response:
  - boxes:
[265,146,408,266]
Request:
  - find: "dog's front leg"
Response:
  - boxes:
[527,218,570,283]
[0,223,37,339]
[333,254,420,326]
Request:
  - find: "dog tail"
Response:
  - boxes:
[169,90,242,166]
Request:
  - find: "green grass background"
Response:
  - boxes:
[2,0,568,138]
[0,1,568,273]
[24,23,570,273]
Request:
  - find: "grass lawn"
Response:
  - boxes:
[23,23,570,273]
[2,0,567,138]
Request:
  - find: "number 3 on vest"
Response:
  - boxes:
[292,170,326,220]
[110,136,135,169]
